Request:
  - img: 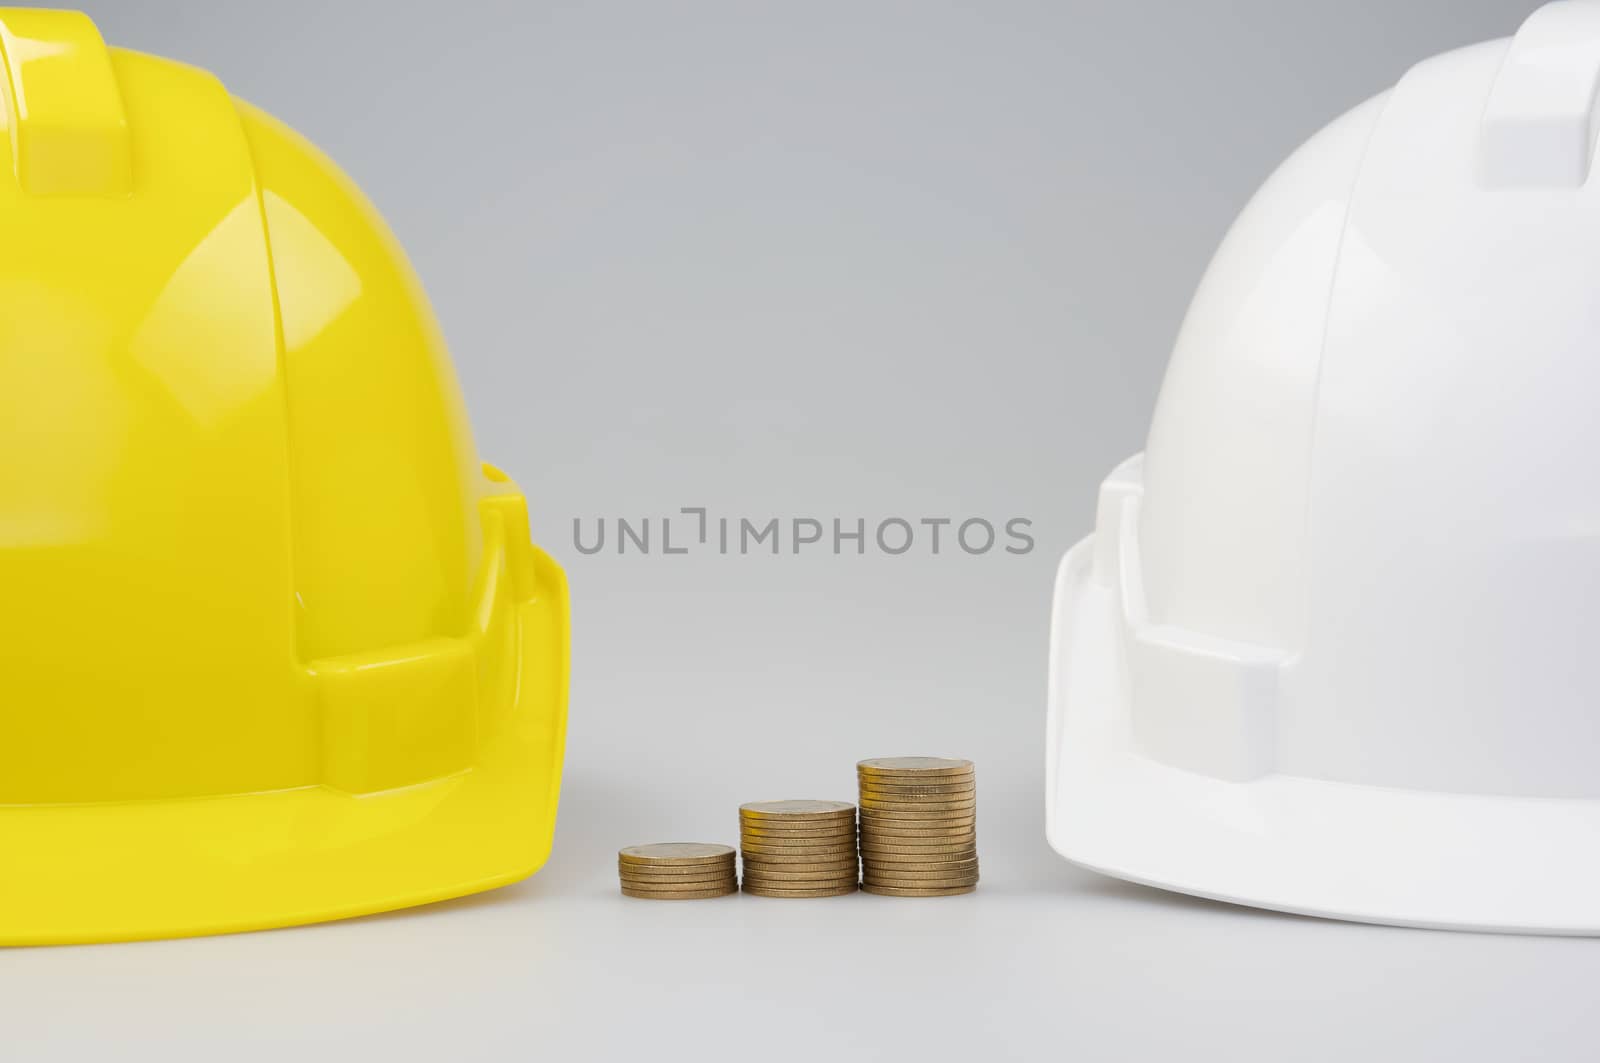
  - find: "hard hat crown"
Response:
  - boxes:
[1138,4,1600,798]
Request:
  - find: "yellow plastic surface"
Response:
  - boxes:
[0,9,569,944]
[0,8,130,195]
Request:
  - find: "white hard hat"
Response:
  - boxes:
[1047,0,1600,935]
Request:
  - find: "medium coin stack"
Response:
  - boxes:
[857,757,978,896]
[617,842,738,899]
[738,800,859,898]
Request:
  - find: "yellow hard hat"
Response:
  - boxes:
[0,8,570,944]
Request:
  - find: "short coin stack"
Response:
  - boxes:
[857,757,978,896]
[617,842,738,899]
[738,800,859,898]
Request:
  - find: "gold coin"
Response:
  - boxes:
[740,863,859,878]
[618,872,735,883]
[739,858,864,870]
[862,860,974,870]
[863,859,978,874]
[860,834,976,848]
[742,817,855,826]
[864,868,980,884]
[864,797,972,806]
[737,818,855,831]
[742,884,858,898]
[618,843,736,866]
[740,824,856,838]
[743,833,854,844]
[858,808,976,821]
[619,860,737,873]
[620,858,739,877]
[620,873,737,887]
[861,834,975,846]
[740,836,853,846]
[860,832,975,844]
[621,885,738,900]
[860,823,975,837]
[864,787,972,797]
[739,845,857,858]
[858,786,975,800]
[861,845,977,859]
[859,784,975,796]
[856,757,974,777]
[619,868,737,881]
[860,821,974,833]
[742,875,859,889]
[740,847,857,859]
[741,868,859,883]
[739,800,855,820]
[859,773,974,785]
[862,836,976,849]
[617,861,736,872]
[864,784,972,800]
[863,881,978,893]
[857,773,974,787]
[862,857,975,869]
[738,818,856,830]
[621,877,738,890]
[859,795,974,806]
[739,831,856,844]
[858,797,976,812]
[861,817,973,827]
[861,883,976,897]
[856,778,976,793]
[857,770,973,783]
[741,846,856,858]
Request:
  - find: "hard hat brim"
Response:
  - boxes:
[0,528,569,946]
[1048,526,1600,936]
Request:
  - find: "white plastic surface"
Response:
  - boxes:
[1048,1,1600,933]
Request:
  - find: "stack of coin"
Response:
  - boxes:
[857,757,978,896]
[738,800,859,898]
[617,843,738,899]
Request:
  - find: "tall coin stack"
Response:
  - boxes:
[738,800,859,898]
[617,843,738,899]
[857,757,978,896]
